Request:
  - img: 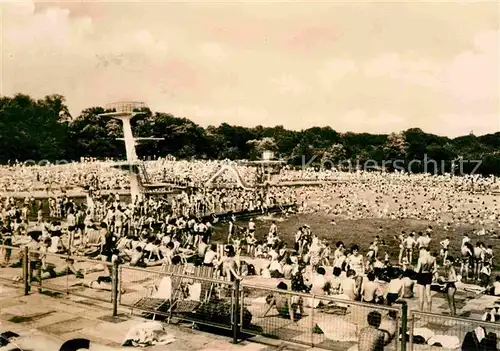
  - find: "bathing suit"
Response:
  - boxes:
[386,293,399,306]
[417,272,433,286]
[445,282,456,291]
[416,259,434,286]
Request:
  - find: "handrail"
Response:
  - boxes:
[30,250,112,266]
[241,282,401,312]
[121,265,231,285]
[411,310,500,328]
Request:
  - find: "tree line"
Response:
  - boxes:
[1,93,500,175]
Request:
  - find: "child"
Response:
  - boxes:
[485,245,494,266]
[255,241,265,258]
[246,230,257,257]
[232,236,242,257]
[330,267,342,295]
[203,244,218,267]
[384,252,390,267]
[404,233,416,264]
[440,236,450,264]
[321,242,331,266]
[37,208,43,224]
[366,242,376,261]
[480,262,492,288]
[373,236,381,258]
[397,232,406,265]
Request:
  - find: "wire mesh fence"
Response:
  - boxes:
[32,251,113,303]
[240,283,402,350]
[313,295,402,351]
[120,265,236,330]
[119,265,165,308]
[409,311,500,351]
[18,244,500,351]
[0,245,24,285]
[240,283,314,346]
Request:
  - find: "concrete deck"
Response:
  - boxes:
[0,283,316,350]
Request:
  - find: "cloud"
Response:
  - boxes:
[287,25,339,52]
[443,30,498,104]
[271,73,312,95]
[1,1,173,108]
[363,53,442,88]
[1,1,498,137]
[199,42,227,61]
[316,60,358,92]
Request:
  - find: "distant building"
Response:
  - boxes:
[262,150,275,161]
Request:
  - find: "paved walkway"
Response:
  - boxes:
[0,283,311,351]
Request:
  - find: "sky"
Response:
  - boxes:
[0,0,499,137]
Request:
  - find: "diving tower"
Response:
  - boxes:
[98,102,163,201]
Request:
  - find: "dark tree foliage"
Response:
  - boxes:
[1,93,500,175]
[0,94,69,162]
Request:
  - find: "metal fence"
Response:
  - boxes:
[3,246,114,303]
[409,310,500,351]
[119,265,235,331]
[240,283,404,350]
[12,246,500,350]
[0,244,25,290]
[34,251,114,303]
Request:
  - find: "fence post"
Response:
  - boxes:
[310,295,315,348]
[232,279,240,344]
[400,302,408,351]
[111,260,119,317]
[408,313,414,351]
[23,246,29,295]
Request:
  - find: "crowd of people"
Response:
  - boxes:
[1,160,500,350]
[0,158,340,194]
[0,159,127,193]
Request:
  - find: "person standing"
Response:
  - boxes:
[397,232,406,265]
[404,233,416,264]
[442,256,457,316]
[66,209,76,253]
[227,214,236,243]
[346,244,365,297]
[415,248,437,312]
[27,231,42,286]
[440,236,450,264]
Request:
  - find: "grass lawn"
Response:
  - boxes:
[212,211,500,270]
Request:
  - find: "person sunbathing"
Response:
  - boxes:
[143,237,161,262]
[222,245,241,282]
[203,244,218,268]
[130,246,146,267]
[310,266,329,296]
[401,269,414,298]
[341,269,359,301]
[262,282,303,322]
[361,272,382,304]
[385,269,404,306]
[77,222,103,256]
